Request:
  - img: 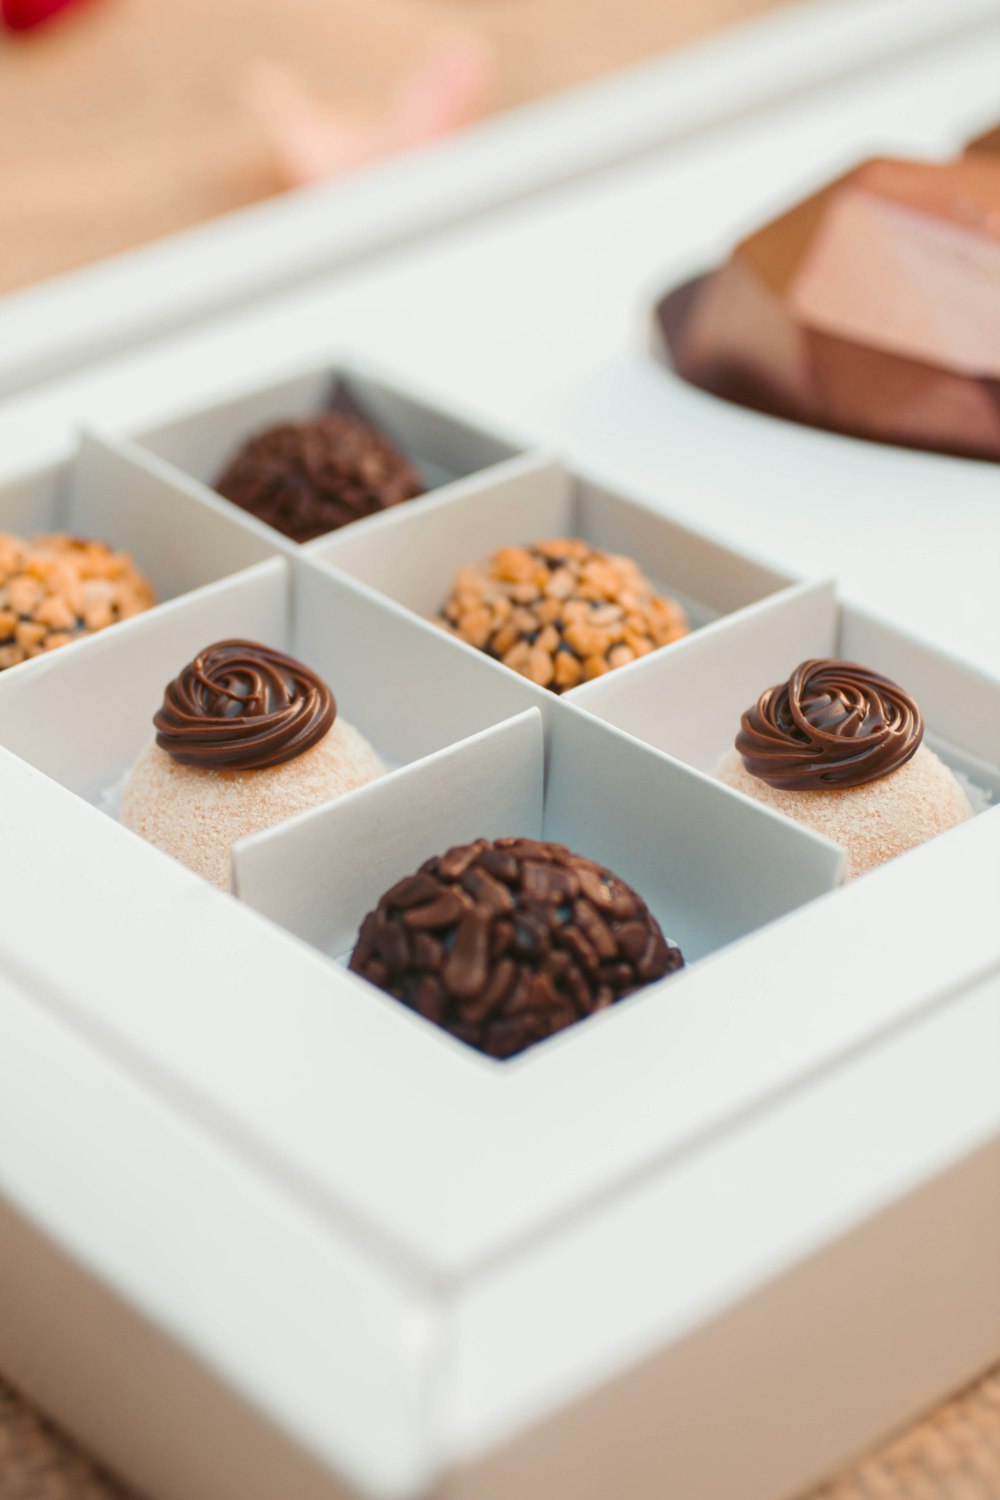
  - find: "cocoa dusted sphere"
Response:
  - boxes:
[349,837,684,1060]
[213,410,426,543]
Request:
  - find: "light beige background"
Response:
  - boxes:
[0,0,785,292]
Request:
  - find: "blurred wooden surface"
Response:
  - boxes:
[0,0,787,293]
[1,1365,999,1499]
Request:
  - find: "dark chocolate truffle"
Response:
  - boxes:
[214,410,425,543]
[657,155,1000,462]
[349,837,683,1059]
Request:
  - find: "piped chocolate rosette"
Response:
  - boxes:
[154,640,335,770]
[349,837,684,1059]
[121,639,384,889]
[735,659,923,791]
[716,658,972,878]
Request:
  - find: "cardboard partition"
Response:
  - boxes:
[542,704,846,961]
[0,550,546,823]
[575,579,1000,805]
[235,694,845,1025]
[0,429,280,615]
[124,361,532,519]
[314,459,796,636]
[0,559,289,802]
[291,556,548,769]
[0,455,71,537]
[72,430,281,600]
[234,710,546,956]
[842,605,1000,783]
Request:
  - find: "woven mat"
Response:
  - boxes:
[2,1367,999,1500]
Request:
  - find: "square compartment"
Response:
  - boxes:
[234,697,846,1063]
[574,578,1000,817]
[0,433,280,672]
[310,456,801,697]
[101,361,536,553]
[0,554,543,843]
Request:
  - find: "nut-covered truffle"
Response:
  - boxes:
[0,532,155,670]
[213,410,425,543]
[438,539,688,693]
[349,837,684,1059]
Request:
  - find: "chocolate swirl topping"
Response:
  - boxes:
[736,658,923,791]
[154,640,335,771]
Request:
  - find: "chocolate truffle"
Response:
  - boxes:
[658,154,1000,462]
[213,410,425,543]
[349,836,684,1059]
[439,538,688,693]
[121,639,385,888]
[0,531,155,670]
[715,659,973,878]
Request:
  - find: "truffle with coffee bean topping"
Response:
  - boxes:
[349,837,684,1059]
[438,538,688,693]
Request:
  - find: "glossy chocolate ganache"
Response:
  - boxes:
[154,640,335,771]
[716,657,972,879]
[736,659,923,792]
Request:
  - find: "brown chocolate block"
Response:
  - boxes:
[658,155,1000,461]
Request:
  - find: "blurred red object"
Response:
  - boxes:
[2,0,86,30]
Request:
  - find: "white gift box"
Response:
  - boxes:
[0,16,1000,1500]
[0,364,996,1500]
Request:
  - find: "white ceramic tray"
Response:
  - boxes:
[1,0,999,399]
[0,358,997,1500]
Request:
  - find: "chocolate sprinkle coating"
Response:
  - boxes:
[736,658,924,791]
[214,410,425,543]
[154,639,336,771]
[349,837,684,1059]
